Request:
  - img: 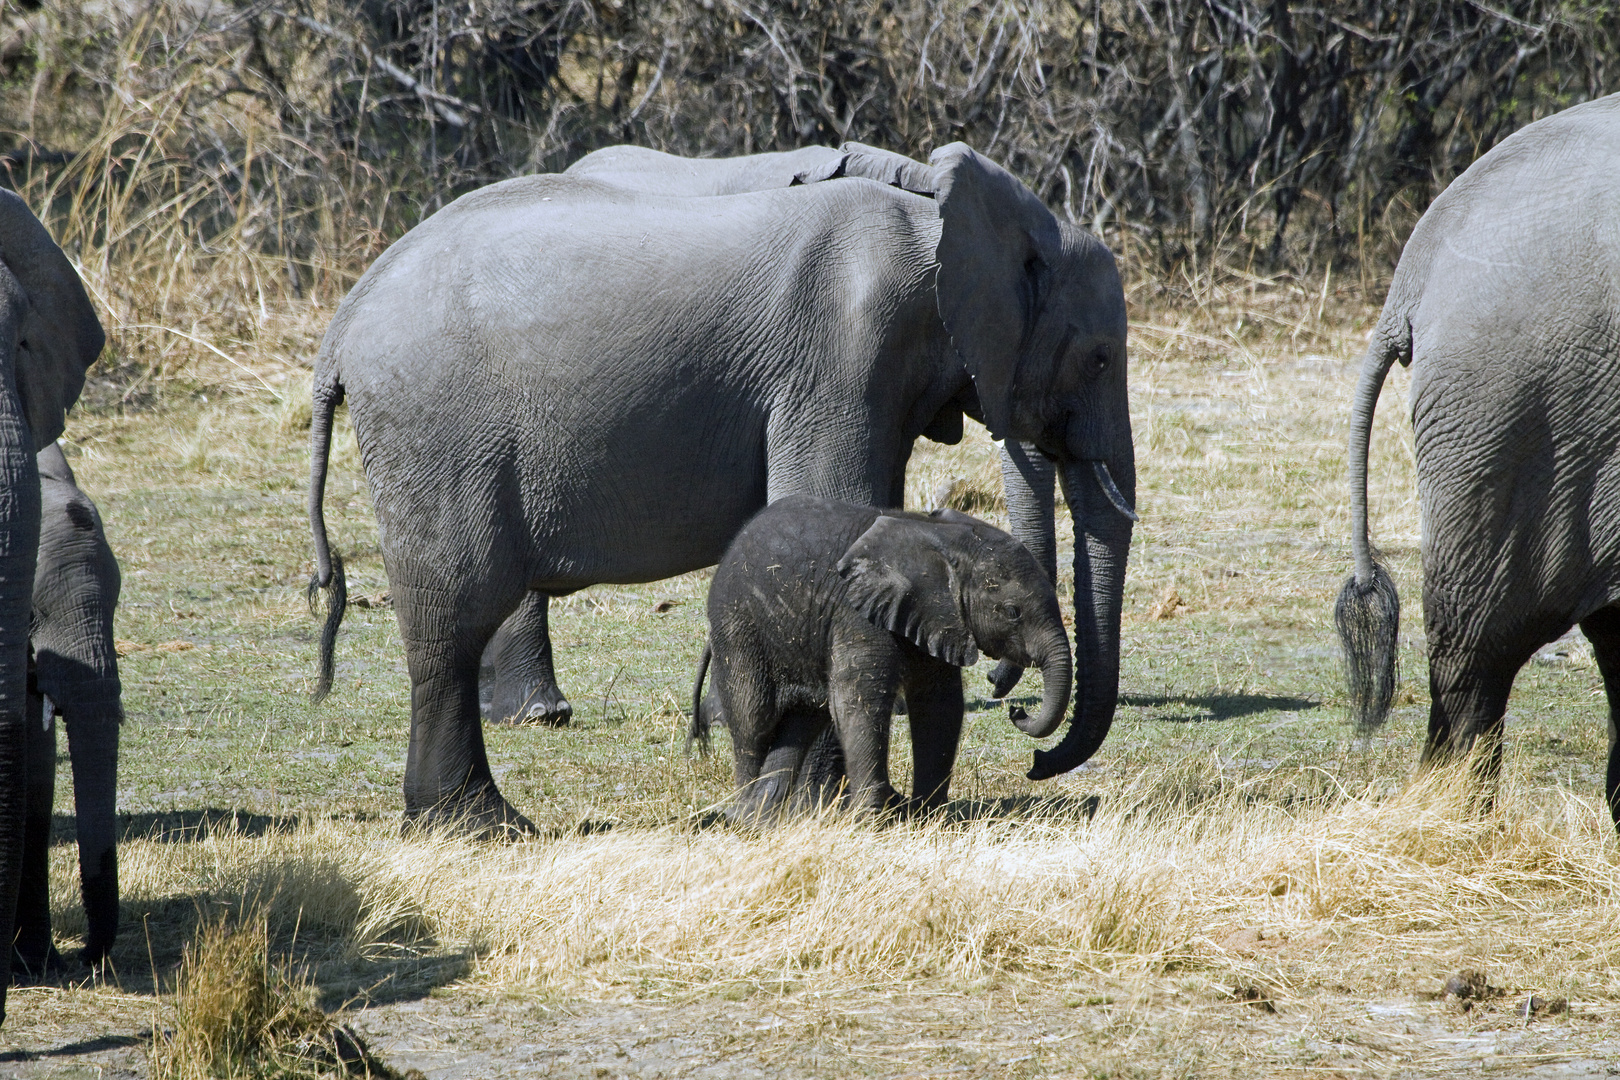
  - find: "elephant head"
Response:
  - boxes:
[837,512,1073,739]
[922,145,1134,779]
[0,190,104,1023]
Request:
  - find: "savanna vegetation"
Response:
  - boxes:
[4,1,1620,1076]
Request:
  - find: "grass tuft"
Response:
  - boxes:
[150,911,419,1080]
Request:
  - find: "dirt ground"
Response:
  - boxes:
[4,980,1620,1079]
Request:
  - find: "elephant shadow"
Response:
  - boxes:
[47,807,304,847]
[1121,692,1320,723]
[945,792,1102,823]
[38,884,470,1012]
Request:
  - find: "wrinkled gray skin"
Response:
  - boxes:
[1340,94,1620,827]
[14,443,120,978]
[480,143,1071,728]
[0,190,105,1022]
[309,141,1133,836]
[694,496,1071,822]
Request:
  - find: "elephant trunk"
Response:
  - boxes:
[64,706,118,962]
[0,336,41,1024]
[1028,455,1133,781]
[1010,624,1072,739]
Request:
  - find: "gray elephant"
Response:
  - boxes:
[693,496,1071,822]
[1338,93,1620,825]
[477,144,1078,729]
[13,443,120,976]
[0,190,105,1022]
[309,141,1134,836]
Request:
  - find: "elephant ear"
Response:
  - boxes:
[0,189,102,449]
[929,143,1061,441]
[792,144,937,195]
[836,515,978,667]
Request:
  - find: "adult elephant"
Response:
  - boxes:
[14,443,121,976]
[309,142,1135,835]
[480,144,1078,734]
[0,190,106,1022]
[1338,94,1620,825]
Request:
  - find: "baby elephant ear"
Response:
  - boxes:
[837,516,978,668]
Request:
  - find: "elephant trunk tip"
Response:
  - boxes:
[309,550,347,704]
[1334,559,1400,732]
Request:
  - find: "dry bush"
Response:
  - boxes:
[0,0,1612,405]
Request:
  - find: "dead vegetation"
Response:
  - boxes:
[98,758,1620,1012]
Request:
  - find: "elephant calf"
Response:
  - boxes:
[694,495,1071,822]
[14,443,121,974]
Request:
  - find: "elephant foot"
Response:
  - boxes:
[403,788,539,841]
[987,659,1025,699]
[11,942,63,983]
[488,682,573,727]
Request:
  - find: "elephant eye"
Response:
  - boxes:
[1089,345,1111,375]
[999,602,1022,622]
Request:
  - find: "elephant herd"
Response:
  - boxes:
[3,93,1620,1025]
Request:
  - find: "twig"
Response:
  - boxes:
[279,10,479,128]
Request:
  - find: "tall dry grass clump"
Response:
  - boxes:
[150,912,418,1080]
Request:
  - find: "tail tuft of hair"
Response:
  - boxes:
[308,551,347,704]
[1334,558,1400,732]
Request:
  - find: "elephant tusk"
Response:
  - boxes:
[1090,460,1139,522]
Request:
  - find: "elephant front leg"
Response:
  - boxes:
[901,662,965,814]
[987,440,1057,699]
[13,688,59,977]
[828,647,903,815]
[482,591,572,726]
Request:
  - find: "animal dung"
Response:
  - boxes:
[651,598,682,613]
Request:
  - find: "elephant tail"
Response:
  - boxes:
[1335,312,1408,731]
[308,371,348,704]
[687,642,712,755]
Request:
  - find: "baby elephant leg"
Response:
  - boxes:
[731,705,827,826]
[829,658,903,814]
[901,661,965,813]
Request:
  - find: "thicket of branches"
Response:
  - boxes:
[1,0,1615,315]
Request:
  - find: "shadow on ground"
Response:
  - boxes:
[1123,692,1320,722]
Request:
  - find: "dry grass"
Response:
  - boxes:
[102,755,1619,1014]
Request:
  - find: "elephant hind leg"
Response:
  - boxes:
[395,579,537,840]
[731,706,827,827]
[482,591,572,726]
[1580,607,1620,832]
[1419,641,1521,813]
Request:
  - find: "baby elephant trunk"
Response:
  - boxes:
[1011,628,1072,739]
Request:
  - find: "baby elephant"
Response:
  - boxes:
[694,494,1072,822]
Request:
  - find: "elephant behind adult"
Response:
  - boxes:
[1338,93,1620,824]
[0,190,106,1021]
[13,442,121,976]
[309,143,1135,835]
[487,144,1109,759]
